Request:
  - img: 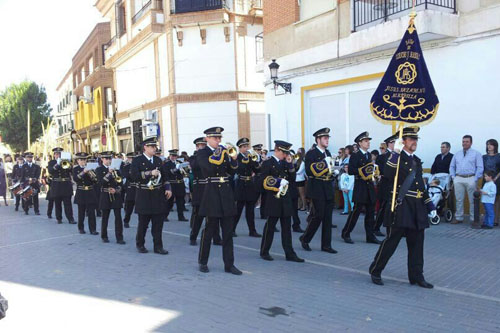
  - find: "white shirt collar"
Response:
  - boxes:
[316,146,325,154]
[143,153,154,161]
[272,155,280,163]
[208,145,216,152]
[359,148,368,155]
[403,149,413,157]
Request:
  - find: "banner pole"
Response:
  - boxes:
[390,122,404,212]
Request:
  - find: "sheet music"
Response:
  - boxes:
[85,163,99,171]
[111,158,123,170]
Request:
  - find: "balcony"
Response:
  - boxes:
[353,0,456,31]
[170,0,227,14]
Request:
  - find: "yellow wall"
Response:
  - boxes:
[75,87,103,130]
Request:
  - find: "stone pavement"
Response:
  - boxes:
[0,197,499,332]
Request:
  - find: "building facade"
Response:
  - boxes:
[72,22,114,153]
[95,0,265,154]
[263,0,500,166]
[55,69,75,150]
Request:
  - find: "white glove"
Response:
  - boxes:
[394,139,404,153]
[57,158,61,165]
[333,169,340,176]
[175,163,182,170]
[324,156,333,165]
[279,179,289,190]
[429,210,437,218]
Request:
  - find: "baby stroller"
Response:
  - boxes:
[425,173,454,225]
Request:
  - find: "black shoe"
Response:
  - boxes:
[35,212,40,216]
[15,207,18,211]
[225,265,243,275]
[410,279,434,289]
[90,231,99,235]
[292,226,305,233]
[342,236,354,244]
[374,230,385,237]
[367,238,382,245]
[57,220,62,224]
[213,240,222,246]
[117,240,126,245]
[494,223,499,227]
[481,225,493,229]
[164,217,169,222]
[47,215,52,219]
[274,227,280,232]
[331,224,338,228]
[25,211,28,215]
[154,248,169,255]
[102,238,110,243]
[199,264,209,273]
[321,247,338,254]
[137,246,148,253]
[178,217,188,222]
[124,223,130,228]
[249,231,262,237]
[371,274,384,286]
[190,239,197,246]
[96,213,102,217]
[68,220,77,224]
[79,230,86,234]
[260,254,274,261]
[340,212,349,215]
[232,232,238,237]
[286,255,305,263]
[299,235,311,251]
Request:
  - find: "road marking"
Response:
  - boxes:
[164,230,500,304]
[0,233,80,249]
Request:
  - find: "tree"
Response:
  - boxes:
[0,81,51,152]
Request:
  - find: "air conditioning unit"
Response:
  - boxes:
[143,123,158,138]
[144,109,157,122]
[82,85,93,104]
[71,95,78,111]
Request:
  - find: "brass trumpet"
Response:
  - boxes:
[224,143,237,158]
[248,150,259,162]
[88,170,98,182]
[112,170,122,183]
[147,168,162,187]
[275,183,289,199]
[61,160,72,169]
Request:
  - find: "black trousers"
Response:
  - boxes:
[375,200,388,232]
[167,195,186,219]
[291,196,301,228]
[47,199,54,216]
[55,196,74,222]
[234,200,257,233]
[136,214,164,249]
[302,199,334,248]
[101,208,123,241]
[78,203,97,232]
[198,216,234,268]
[369,226,425,281]
[190,205,221,242]
[15,195,21,209]
[123,200,135,224]
[259,192,267,219]
[23,194,39,213]
[260,216,295,257]
[341,202,376,240]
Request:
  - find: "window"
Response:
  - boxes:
[88,57,94,74]
[116,1,127,37]
[81,67,86,82]
[132,120,143,153]
[105,87,114,119]
[299,0,336,21]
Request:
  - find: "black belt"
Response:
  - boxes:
[101,188,118,193]
[138,184,163,190]
[169,180,184,184]
[208,177,229,183]
[193,179,207,185]
[310,176,333,181]
[238,176,252,181]
[457,174,474,178]
[53,178,70,182]
[77,185,94,191]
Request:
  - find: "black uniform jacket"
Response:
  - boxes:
[96,165,123,210]
[120,162,137,202]
[348,150,376,204]
[189,152,205,206]
[20,163,41,190]
[131,154,170,215]
[197,145,237,218]
[234,153,260,202]
[261,157,295,217]
[48,159,73,198]
[305,147,335,201]
[384,151,433,230]
[376,150,392,201]
[12,164,24,183]
[162,159,186,197]
[73,165,98,205]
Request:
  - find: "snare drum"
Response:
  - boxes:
[21,186,36,201]
[9,182,23,196]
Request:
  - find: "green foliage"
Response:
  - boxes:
[0,81,51,152]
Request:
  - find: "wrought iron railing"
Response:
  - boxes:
[170,0,227,14]
[352,0,456,32]
[132,0,152,24]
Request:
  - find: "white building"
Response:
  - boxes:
[55,69,76,148]
[263,0,500,166]
[95,0,265,154]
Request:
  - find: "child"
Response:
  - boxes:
[481,170,497,229]
[339,164,354,215]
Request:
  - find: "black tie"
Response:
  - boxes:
[463,150,466,157]
[366,153,370,160]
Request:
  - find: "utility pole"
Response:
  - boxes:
[27,108,31,150]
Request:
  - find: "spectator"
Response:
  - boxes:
[483,139,500,226]
[335,148,345,166]
[379,143,387,155]
[295,148,307,211]
[431,142,453,174]
[449,135,484,224]
[480,170,496,229]
[339,164,354,215]
[342,145,353,166]
[371,150,379,162]
[352,143,359,153]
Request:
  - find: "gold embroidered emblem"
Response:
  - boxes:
[395,62,417,85]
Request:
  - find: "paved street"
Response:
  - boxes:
[0,197,499,332]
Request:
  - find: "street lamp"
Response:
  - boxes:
[268,59,292,95]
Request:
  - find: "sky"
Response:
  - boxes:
[0,0,107,110]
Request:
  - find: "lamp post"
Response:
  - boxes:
[268,59,292,94]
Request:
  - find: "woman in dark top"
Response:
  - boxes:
[483,139,500,225]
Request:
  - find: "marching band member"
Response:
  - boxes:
[163,149,187,222]
[72,152,99,235]
[197,127,241,275]
[20,152,41,215]
[48,147,76,224]
[260,141,304,263]
[42,168,55,219]
[121,152,137,228]
[300,128,337,254]
[288,149,303,233]
[131,137,172,254]
[341,132,381,245]
[369,127,436,288]
[233,138,261,238]
[95,151,125,244]
[12,155,25,211]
